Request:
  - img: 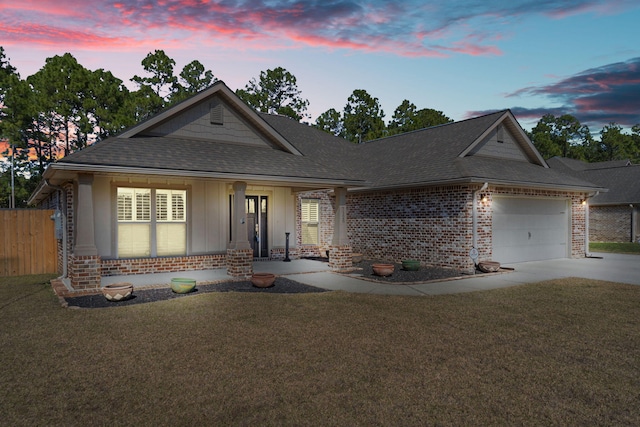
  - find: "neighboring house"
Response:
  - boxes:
[29,81,603,291]
[547,157,640,243]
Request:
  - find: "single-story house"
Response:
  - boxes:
[547,157,640,243]
[29,81,604,290]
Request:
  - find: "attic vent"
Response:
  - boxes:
[497,125,505,143]
[210,103,224,125]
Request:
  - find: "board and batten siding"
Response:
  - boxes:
[468,125,528,161]
[145,98,271,147]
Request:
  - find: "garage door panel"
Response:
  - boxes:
[492,197,569,264]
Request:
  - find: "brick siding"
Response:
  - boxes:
[101,254,227,276]
[301,185,587,274]
[590,205,633,242]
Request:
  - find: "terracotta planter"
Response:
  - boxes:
[372,263,395,277]
[478,261,501,273]
[171,278,196,294]
[402,259,420,271]
[102,283,133,302]
[352,253,363,263]
[251,273,276,288]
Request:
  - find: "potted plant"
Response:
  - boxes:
[171,278,196,293]
[102,283,134,301]
[401,259,420,271]
[251,273,276,288]
[372,263,394,277]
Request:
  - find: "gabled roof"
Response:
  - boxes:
[347,110,599,191]
[119,81,303,156]
[36,82,365,193]
[548,157,639,204]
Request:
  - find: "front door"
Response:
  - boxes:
[246,196,268,258]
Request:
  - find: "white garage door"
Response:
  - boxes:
[492,197,569,264]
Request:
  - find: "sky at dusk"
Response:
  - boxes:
[1,0,640,132]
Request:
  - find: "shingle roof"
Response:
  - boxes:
[46,87,602,194]
[548,157,640,204]
[58,135,364,184]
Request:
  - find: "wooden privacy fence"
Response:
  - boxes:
[1,209,57,277]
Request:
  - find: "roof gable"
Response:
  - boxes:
[119,81,302,155]
[459,110,547,167]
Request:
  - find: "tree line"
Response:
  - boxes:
[1,46,639,207]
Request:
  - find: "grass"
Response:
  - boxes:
[590,241,640,254]
[1,274,639,426]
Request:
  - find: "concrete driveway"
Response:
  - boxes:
[283,252,640,296]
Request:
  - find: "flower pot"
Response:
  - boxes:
[372,263,394,277]
[171,278,196,294]
[251,273,276,288]
[352,253,363,263]
[478,261,501,273]
[402,259,420,271]
[102,283,133,302]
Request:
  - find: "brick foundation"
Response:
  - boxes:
[101,254,227,276]
[329,245,353,272]
[68,255,101,290]
[226,248,253,278]
[269,247,300,260]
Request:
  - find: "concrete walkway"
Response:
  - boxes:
[102,252,640,296]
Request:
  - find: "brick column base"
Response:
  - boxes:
[68,255,101,290]
[329,245,353,272]
[226,248,253,278]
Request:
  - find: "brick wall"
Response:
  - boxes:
[101,254,227,276]
[590,205,632,242]
[302,185,587,274]
[348,186,476,272]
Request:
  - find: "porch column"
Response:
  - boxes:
[227,181,253,278]
[74,173,97,256]
[69,173,100,290]
[329,187,352,272]
[230,181,251,250]
[332,187,349,246]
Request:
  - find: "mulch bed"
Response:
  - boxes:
[351,260,464,283]
[64,277,328,309]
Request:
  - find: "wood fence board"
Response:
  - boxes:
[1,209,57,277]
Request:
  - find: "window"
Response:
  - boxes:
[301,199,319,245]
[117,187,186,258]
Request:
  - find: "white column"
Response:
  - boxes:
[74,173,98,256]
[230,181,251,250]
[332,187,349,246]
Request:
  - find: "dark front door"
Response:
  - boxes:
[246,196,268,258]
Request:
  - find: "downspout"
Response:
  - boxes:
[472,182,489,264]
[44,179,68,279]
[630,204,637,243]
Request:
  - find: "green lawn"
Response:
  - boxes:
[1,274,639,426]
[590,241,640,254]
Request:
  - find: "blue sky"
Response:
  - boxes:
[2,0,639,131]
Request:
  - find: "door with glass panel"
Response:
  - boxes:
[246,196,268,258]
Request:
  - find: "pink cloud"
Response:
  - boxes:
[1,0,636,60]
